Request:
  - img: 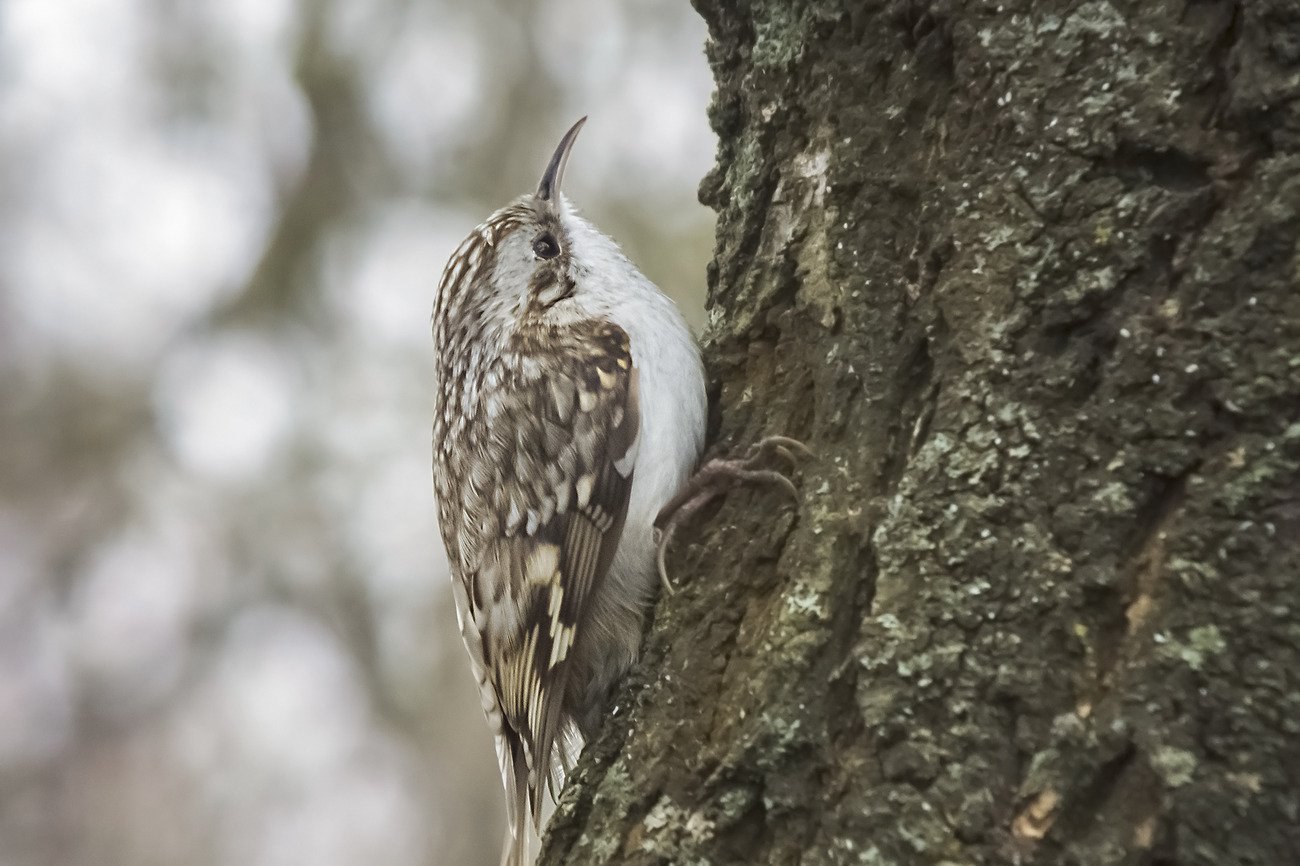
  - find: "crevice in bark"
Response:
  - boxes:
[825,532,877,756]
[1124,469,1195,567]
[881,332,936,492]
[1043,740,1171,864]
[1188,0,1242,123]
[889,0,955,81]
[1109,143,1213,192]
[709,778,769,860]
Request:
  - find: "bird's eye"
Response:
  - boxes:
[532,233,560,260]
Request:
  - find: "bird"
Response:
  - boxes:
[431,117,705,865]
[431,117,804,866]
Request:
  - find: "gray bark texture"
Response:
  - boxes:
[539,1,1300,864]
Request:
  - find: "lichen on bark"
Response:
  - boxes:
[540,2,1300,864]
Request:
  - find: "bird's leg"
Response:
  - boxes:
[654,436,811,591]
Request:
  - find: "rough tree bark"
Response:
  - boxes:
[540,1,1300,863]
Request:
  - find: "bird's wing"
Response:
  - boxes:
[446,319,640,847]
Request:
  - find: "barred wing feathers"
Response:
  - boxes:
[434,319,639,857]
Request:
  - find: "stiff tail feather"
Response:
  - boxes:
[499,734,530,866]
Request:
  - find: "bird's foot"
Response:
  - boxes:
[653,436,811,592]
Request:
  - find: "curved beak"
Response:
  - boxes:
[536,116,587,204]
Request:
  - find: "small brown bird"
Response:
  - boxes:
[432,119,802,865]
[432,118,705,865]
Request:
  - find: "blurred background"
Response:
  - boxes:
[0,1,714,864]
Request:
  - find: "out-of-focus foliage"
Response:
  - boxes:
[0,1,714,864]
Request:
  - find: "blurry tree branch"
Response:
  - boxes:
[210,1,390,329]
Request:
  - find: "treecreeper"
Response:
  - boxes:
[431,118,805,866]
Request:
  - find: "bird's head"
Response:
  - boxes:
[509,114,587,310]
[436,117,644,347]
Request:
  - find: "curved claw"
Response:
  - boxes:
[654,434,811,588]
[743,435,814,468]
[654,526,675,595]
[757,435,814,459]
[730,467,800,499]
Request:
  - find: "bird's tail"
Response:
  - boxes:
[499,735,530,866]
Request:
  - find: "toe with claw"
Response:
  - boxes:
[653,435,812,591]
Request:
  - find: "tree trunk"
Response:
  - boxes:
[540,1,1300,863]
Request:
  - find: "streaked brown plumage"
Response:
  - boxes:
[432,119,706,865]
